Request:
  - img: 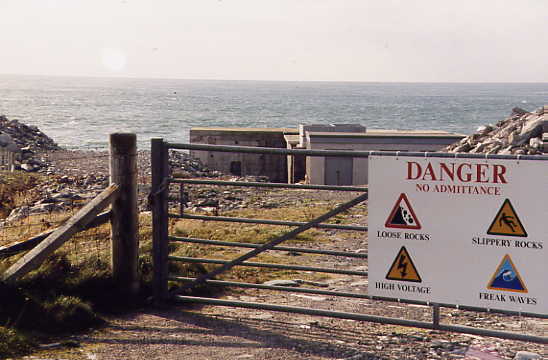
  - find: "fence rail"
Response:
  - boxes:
[167,142,548,160]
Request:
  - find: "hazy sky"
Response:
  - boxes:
[2,0,547,82]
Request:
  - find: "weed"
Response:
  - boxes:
[0,171,44,218]
[0,326,34,358]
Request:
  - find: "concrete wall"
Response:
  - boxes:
[190,128,296,182]
[306,133,465,185]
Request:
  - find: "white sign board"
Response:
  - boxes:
[368,155,547,315]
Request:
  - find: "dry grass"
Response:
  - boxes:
[169,201,359,284]
[0,171,44,218]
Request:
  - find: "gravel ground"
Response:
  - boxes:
[18,151,546,360]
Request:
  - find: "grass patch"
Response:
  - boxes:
[0,170,44,218]
[0,326,34,358]
[169,202,354,285]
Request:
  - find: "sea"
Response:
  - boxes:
[0,74,546,150]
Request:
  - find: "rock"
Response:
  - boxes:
[519,115,544,139]
[511,107,528,116]
[58,175,73,184]
[52,192,82,201]
[263,279,300,287]
[294,279,330,287]
[290,294,326,301]
[513,351,541,360]
[6,206,30,222]
[529,137,542,149]
[20,163,35,172]
[30,203,63,214]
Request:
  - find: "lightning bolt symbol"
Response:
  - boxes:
[397,254,408,278]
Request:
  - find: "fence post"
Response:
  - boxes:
[109,133,139,295]
[151,138,169,301]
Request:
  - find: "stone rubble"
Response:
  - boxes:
[443,106,547,155]
[0,115,61,172]
[0,115,60,152]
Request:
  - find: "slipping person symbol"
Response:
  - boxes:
[499,212,516,232]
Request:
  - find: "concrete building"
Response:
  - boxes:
[302,129,465,185]
[190,125,465,185]
[190,127,298,183]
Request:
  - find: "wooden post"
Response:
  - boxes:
[151,138,169,301]
[110,133,139,295]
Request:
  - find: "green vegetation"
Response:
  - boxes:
[0,326,33,358]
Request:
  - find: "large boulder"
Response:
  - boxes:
[0,132,20,152]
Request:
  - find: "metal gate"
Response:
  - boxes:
[150,138,547,344]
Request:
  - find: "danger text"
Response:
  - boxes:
[407,162,507,184]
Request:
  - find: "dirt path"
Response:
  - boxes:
[30,291,545,360]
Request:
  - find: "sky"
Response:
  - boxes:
[1,0,547,82]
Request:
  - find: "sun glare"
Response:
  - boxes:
[101,48,127,72]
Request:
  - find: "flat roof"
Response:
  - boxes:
[308,130,465,139]
[190,127,465,139]
[191,127,298,134]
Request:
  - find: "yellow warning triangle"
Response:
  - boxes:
[385,246,422,282]
[487,199,527,237]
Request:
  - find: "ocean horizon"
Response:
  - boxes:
[1,74,546,150]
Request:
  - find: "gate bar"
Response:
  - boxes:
[171,192,369,294]
[167,142,548,161]
[174,295,548,344]
[171,178,367,192]
[169,236,368,258]
[170,256,368,276]
[170,276,548,319]
[172,213,368,232]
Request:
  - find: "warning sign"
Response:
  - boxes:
[487,199,527,237]
[369,155,546,313]
[487,254,527,293]
[386,246,422,282]
[385,193,421,230]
